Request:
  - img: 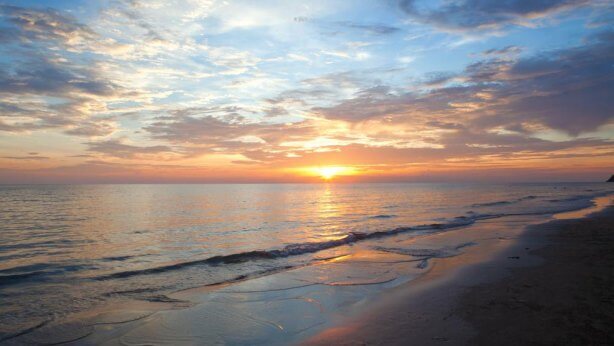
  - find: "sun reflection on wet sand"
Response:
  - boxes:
[553,195,613,220]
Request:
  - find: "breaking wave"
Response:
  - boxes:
[471,195,539,208]
[92,212,515,281]
[8,191,608,286]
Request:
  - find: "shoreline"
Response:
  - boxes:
[4,196,612,345]
[304,202,614,345]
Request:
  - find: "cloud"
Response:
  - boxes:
[0,5,97,46]
[240,135,611,167]
[86,139,174,159]
[482,45,522,56]
[2,155,49,160]
[0,5,127,138]
[64,120,118,137]
[312,86,409,122]
[145,110,316,150]
[103,1,167,43]
[0,94,118,137]
[421,71,458,86]
[1,1,611,182]
[0,56,118,97]
[146,114,257,144]
[313,30,614,135]
[398,0,592,32]
[336,22,401,35]
[468,30,614,134]
[263,106,288,117]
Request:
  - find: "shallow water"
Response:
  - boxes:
[1,183,612,340]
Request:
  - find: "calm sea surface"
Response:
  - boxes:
[1,183,612,338]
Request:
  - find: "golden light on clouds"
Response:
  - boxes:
[0,1,611,183]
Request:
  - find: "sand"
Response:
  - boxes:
[305,206,614,345]
[459,206,614,345]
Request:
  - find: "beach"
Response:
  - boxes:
[306,203,614,345]
[2,1,613,344]
[3,187,612,345]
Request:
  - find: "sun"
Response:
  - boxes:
[295,165,357,181]
[313,166,355,180]
[317,167,342,180]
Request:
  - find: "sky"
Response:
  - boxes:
[0,0,612,183]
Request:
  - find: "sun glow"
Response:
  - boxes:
[312,166,356,180]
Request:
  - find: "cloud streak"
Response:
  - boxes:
[0,0,612,182]
[398,0,593,32]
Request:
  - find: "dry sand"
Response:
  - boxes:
[305,206,614,345]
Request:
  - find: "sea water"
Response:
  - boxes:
[1,183,612,340]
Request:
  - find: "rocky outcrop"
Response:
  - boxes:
[608,175,614,182]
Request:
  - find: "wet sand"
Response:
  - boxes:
[305,204,614,345]
[6,198,613,345]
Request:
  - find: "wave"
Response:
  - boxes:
[471,195,539,208]
[0,320,50,343]
[0,263,96,287]
[548,191,612,203]
[374,242,476,259]
[101,255,135,262]
[548,195,591,203]
[92,191,612,282]
[93,235,371,280]
[93,214,495,281]
[0,271,50,286]
[368,214,396,219]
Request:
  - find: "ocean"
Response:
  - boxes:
[1,182,612,340]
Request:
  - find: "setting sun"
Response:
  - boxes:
[313,166,356,180]
[0,1,612,344]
